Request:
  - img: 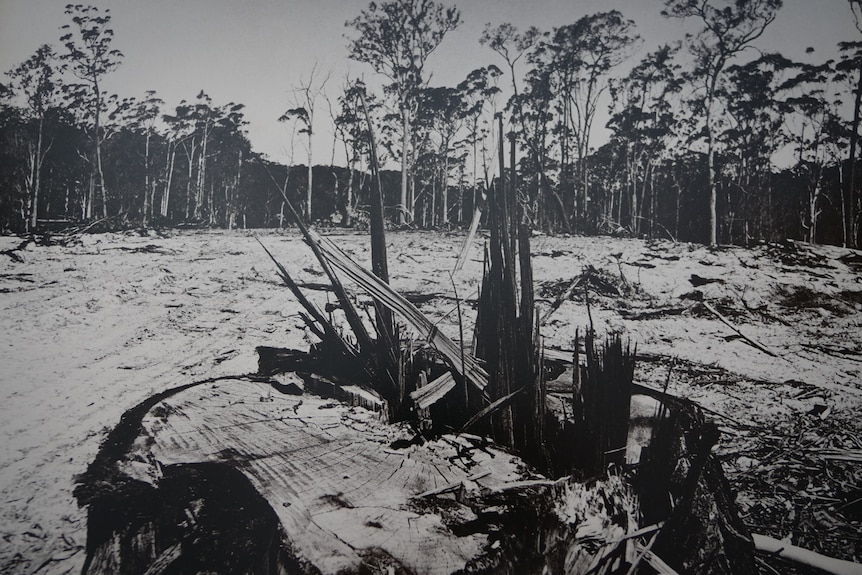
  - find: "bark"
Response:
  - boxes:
[306,131,313,222]
[161,141,175,218]
[93,76,108,220]
[849,63,862,247]
[142,131,151,227]
[399,107,410,225]
[28,116,46,231]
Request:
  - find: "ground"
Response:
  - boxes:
[0,228,860,574]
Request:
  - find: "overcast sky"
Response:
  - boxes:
[0,0,857,166]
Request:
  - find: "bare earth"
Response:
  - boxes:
[1,229,860,574]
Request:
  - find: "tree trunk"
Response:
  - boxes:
[399,107,410,225]
[143,131,151,227]
[442,149,449,228]
[307,130,313,223]
[848,62,862,248]
[162,142,175,219]
[93,76,108,220]
[197,124,209,221]
[28,115,46,231]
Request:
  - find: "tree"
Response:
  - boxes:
[720,54,792,242]
[663,0,783,245]
[5,44,64,231]
[346,0,461,225]
[479,23,539,108]
[607,44,683,236]
[544,12,639,229]
[837,2,862,246]
[782,60,846,244]
[60,3,124,219]
[127,91,163,227]
[279,64,331,222]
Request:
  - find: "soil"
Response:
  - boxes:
[1,228,860,574]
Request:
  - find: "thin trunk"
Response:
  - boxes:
[28,116,46,231]
[442,149,449,228]
[143,131,151,227]
[810,182,819,244]
[197,122,210,221]
[93,75,108,219]
[848,63,862,247]
[87,174,95,220]
[162,142,175,219]
[185,140,195,221]
[705,65,723,247]
[307,129,313,222]
[399,107,410,225]
[648,162,656,239]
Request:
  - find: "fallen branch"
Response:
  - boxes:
[540,275,584,325]
[702,301,778,357]
[459,386,527,433]
[410,470,491,498]
[753,533,862,575]
[801,342,862,364]
[819,448,862,463]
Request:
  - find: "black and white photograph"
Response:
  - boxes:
[1,0,861,573]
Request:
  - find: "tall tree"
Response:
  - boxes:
[607,44,682,236]
[346,0,461,225]
[837,1,862,246]
[279,64,331,222]
[5,44,64,231]
[721,54,791,242]
[663,0,782,245]
[60,3,124,219]
[782,60,846,244]
[544,11,639,228]
[127,90,163,227]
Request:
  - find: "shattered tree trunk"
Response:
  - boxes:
[473,118,546,467]
[570,331,636,478]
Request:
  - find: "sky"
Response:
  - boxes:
[0,0,858,167]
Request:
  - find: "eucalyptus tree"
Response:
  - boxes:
[837,28,862,245]
[454,66,501,221]
[782,60,846,244]
[545,11,639,229]
[843,3,862,246]
[279,64,331,222]
[479,23,539,110]
[127,91,163,226]
[333,81,374,226]
[163,100,199,220]
[663,0,783,245]
[416,83,477,226]
[5,44,64,231]
[721,54,792,242]
[346,0,461,225]
[607,44,682,236]
[60,3,124,219]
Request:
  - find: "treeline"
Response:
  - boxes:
[2,1,862,248]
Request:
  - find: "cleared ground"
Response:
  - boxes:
[1,228,860,573]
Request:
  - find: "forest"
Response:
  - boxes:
[1,0,861,248]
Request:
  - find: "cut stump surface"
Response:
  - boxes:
[80,376,528,574]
